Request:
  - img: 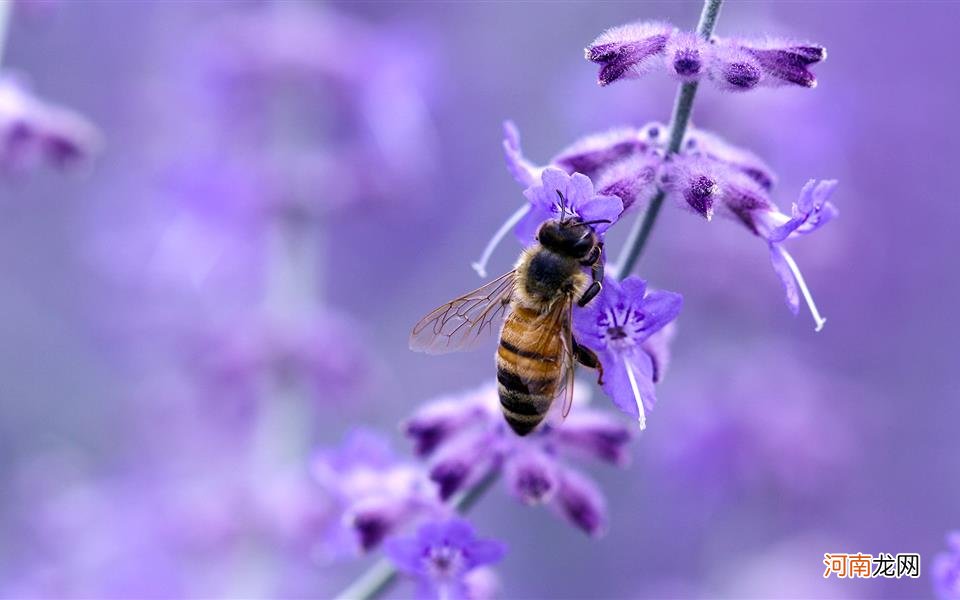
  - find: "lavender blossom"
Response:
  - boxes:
[312,429,444,553]
[934,532,960,599]
[717,174,838,330]
[572,276,682,430]
[384,518,505,600]
[404,384,634,537]
[514,167,623,246]
[584,21,673,87]
[473,161,622,277]
[585,21,826,91]
[0,73,100,171]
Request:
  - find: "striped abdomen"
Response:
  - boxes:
[496,305,563,436]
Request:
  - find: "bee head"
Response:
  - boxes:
[536,190,609,258]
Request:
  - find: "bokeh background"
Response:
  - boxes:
[1,1,958,598]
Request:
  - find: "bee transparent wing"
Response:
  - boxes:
[558,294,576,419]
[409,270,516,354]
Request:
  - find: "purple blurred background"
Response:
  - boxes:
[0,1,957,598]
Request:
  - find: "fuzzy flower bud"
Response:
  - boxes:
[585,21,673,86]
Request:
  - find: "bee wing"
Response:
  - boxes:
[558,294,576,419]
[409,270,516,354]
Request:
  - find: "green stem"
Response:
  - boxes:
[335,470,500,600]
[613,0,724,279]
[338,1,724,598]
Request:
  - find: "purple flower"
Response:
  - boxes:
[473,161,622,277]
[384,518,506,600]
[934,532,960,599]
[718,175,838,331]
[585,21,673,86]
[404,383,633,537]
[312,429,443,553]
[0,73,101,172]
[665,31,708,81]
[573,276,682,429]
[646,344,860,499]
[584,21,826,92]
[741,39,827,89]
[513,167,623,246]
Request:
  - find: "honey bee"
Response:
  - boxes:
[410,192,607,436]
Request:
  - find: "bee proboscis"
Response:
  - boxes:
[410,193,607,436]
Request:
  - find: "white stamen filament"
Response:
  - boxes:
[471,204,531,277]
[623,356,647,431]
[774,244,827,332]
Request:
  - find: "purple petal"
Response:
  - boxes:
[384,537,425,574]
[503,449,559,505]
[768,243,800,314]
[640,321,677,383]
[463,539,507,569]
[513,205,553,247]
[708,42,763,91]
[684,128,776,191]
[554,410,633,466]
[666,31,708,81]
[576,193,623,235]
[403,398,487,458]
[595,154,660,213]
[637,288,684,338]
[767,179,839,242]
[502,120,541,187]
[551,127,646,178]
[585,21,673,86]
[660,155,720,220]
[599,347,657,419]
[743,41,826,88]
[553,468,607,536]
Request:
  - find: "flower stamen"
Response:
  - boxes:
[773,244,826,332]
[622,356,647,430]
[471,204,531,278]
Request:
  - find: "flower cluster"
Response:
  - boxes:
[491,117,837,330]
[404,384,634,537]
[0,73,100,172]
[585,20,826,91]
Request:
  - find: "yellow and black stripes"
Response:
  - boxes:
[496,305,563,436]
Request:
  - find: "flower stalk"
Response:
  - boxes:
[0,0,10,67]
[613,0,723,279]
[339,2,723,598]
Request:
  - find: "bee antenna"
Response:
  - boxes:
[581,218,612,226]
[556,190,569,226]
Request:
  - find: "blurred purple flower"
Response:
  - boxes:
[200,4,438,212]
[312,429,445,553]
[0,73,100,172]
[189,309,372,409]
[585,21,826,91]
[404,384,633,537]
[647,345,860,499]
[385,518,505,600]
[573,276,682,429]
[934,532,960,600]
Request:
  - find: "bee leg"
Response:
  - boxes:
[573,340,605,385]
[577,243,605,308]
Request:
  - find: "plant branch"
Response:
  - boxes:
[338,1,725,598]
[613,0,724,279]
